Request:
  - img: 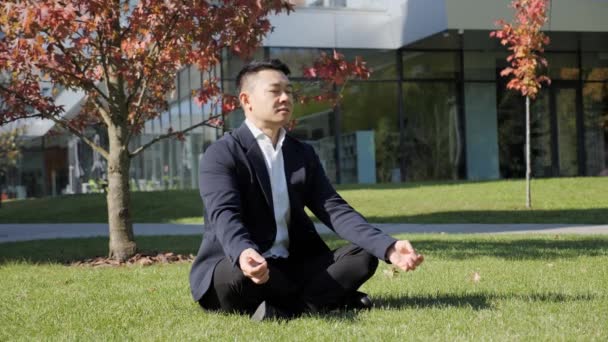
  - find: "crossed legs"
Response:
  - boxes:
[198,244,379,315]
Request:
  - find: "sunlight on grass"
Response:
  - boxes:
[2,178,605,224]
[1,234,607,340]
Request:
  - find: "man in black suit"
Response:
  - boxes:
[189,59,424,320]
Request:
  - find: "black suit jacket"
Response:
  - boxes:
[189,122,397,301]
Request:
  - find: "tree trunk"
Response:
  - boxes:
[106,125,136,260]
[525,96,532,208]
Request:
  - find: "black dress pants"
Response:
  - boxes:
[198,244,379,315]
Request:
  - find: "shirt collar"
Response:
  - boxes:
[244,119,286,149]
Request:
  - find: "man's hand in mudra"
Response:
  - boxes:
[386,240,424,271]
[239,248,270,284]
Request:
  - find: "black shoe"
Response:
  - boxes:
[250,301,291,322]
[346,291,373,310]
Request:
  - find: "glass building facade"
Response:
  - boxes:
[3,30,607,198]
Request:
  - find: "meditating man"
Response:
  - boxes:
[189,59,424,321]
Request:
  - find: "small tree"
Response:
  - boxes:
[491,0,551,208]
[0,127,21,208]
[0,0,293,260]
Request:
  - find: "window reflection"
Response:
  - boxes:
[403,82,460,181]
[583,81,608,175]
[403,51,460,80]
[341,82,398,183]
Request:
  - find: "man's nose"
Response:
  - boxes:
[278,91,292,103]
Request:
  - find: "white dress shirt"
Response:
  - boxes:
[244,119,291,259]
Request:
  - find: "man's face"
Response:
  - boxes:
[240,69,293,128]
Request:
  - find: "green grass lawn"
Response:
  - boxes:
[1,177,607,224]
[1,234,607,341]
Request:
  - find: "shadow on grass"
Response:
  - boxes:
[373,291,596,311]
[374,293,492,310]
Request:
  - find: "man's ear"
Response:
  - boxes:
[239,91,251,112]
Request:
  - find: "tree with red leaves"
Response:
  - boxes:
[491,0,551,208]
[0,0,293,260]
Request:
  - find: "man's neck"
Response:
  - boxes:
[246,118,282,147]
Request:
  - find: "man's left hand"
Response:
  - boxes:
[386,240,424,272]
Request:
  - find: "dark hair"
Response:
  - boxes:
[235,59,291,92]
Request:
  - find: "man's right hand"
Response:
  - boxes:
[386,240,424,272]
[238,248,269,284]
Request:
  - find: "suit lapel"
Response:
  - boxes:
[281,136,299,192]
[282,135,307,208]
[234,123,274,211]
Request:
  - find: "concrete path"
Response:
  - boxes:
[1,223,608,243]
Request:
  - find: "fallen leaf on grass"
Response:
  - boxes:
[383,266,400,278]
[138,257,153,266]
[69,252,195,268]
[471,271,481,284]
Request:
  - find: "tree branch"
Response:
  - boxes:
[125,13,181,107]
[0,113,44,125]
[129,114,221,158]
[98,32,115,113]
[51,37,112,104]
[124,75,149,145]
[90,96,114,126]
[47,116,110,160]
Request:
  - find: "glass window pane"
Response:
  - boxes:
[290,81,336,182]
[269,47,329,78]
[402,82,461,180]
[583,52,608,81]
[191,96,203,126]
[545,53,579,80]
[403,51,460,79]
[339,49,397,80]
[178,68,189,99]
[293,0,385,10]
[581,32,608,52]
[583,81,608,175]
[407,30,461,50]
[341,82,398,183]
[170,103,180,131]
[180,98,191,129]
[159,111,169,133]
[144,118,152,134]
[554,88,578,176]
[545,32,578,52]
[222,48,265,80]
[496,83,553,178]
[463,30,503,51]
[464,51,506,81]
[189,65,202,91]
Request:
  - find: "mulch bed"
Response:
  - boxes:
[70,252,195,267]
